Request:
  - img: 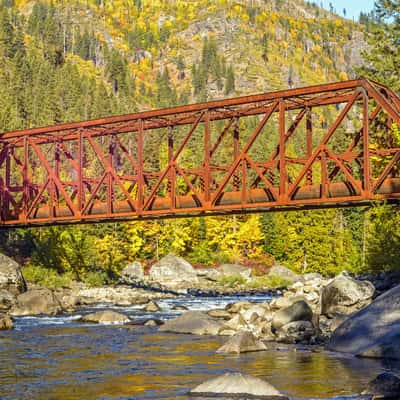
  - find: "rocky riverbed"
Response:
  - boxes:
[2,253,400,398]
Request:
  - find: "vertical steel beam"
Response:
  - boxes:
[306,107,313,185]
[233,117,239,191]
[22,137,28,220]
[168,126,175,209]
[279,100,286,199]
[77,129,84,215]
[204,111,211,206]
[137,119,144,214]
[363,92,371,197]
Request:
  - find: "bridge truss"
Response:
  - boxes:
[0,78,400,227]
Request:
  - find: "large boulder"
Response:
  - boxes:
[0,254,26,295]
[272,300,313,332]
[120,262,144,284]
[268,264,300,283]
[10,288,62,316]
[328,283,400,358]
[190,372,288,399]
[81,310,130,325]
[149,254,198,288]
[362,372,400,398]
[0,313,13,330]
[0,289,16,312]
[219,264,252,279]
[321,272,375,317]
[216,331,267,354]
[159,311,222,335]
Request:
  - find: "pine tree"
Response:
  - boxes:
[357,0,400,91]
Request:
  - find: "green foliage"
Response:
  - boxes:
[356,0,400,92]
[218,274,246,287]
[22,264,73,289]
[248,275,291,289]
[82,271,109,287]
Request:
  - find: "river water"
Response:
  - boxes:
[0,295,399,400]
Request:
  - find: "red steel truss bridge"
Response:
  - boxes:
[0,78,400,228]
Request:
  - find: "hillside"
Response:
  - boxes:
[6,0,366,122]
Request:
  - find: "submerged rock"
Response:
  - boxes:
[11,288,62,316]
[0,254,27,295]
[272,300,313,332]
[81,310,130,325]
[328,283,400,358]
[0,313,13,330]
[144,300,161,312]
[276,321,316,344]
[159,311,222,335]
[190,372,288,399]
[321,272,375,317]
[216,331,267,354]
[362,372,400,398]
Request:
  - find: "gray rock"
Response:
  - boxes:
[149,254,198,287]
[0,254,26,295]
[222,313,248,331]
[190,372,288,398]
[276,321,316,344]
[196,268,222,282]
[0,313,13,330]
[362,372,400,398]
[268,264,300,283]
[225,301,252,313]
[144,300,161,312]
[207,309,232,320]
[120,261,144,283]
[272,300,313,332]
[81,310,130,324]
[220,263,252,279]
[0,289,16,312]
[11,288,62,316]
[328,283,400,357]
[159,311,222,335]
[321,272,375,317]
[357,340,400,360]
[216,331,267,354]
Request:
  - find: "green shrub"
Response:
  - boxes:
[22,265,73,289]
[218,274,246,288]
[82,271,109,287]
[248,275,291,289]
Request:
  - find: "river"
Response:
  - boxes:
[0,295,399,400]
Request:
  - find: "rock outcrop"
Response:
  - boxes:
[190,372,288,399]
[321,272,375,317]
[268,264,300,283]
[159,311,222,335]
[120,262,144,284]
[149,254,198,288]
[10,288,62,316]
[219,263,252,280]
[0,289,16,312]
[0,254,27,295]
[328,283,400,359]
